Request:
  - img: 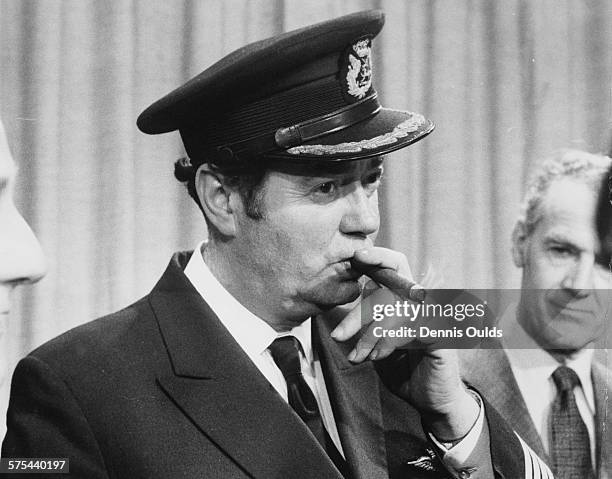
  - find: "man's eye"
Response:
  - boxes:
[314,182,336,195]
[549,246,574,257]
[361,171,382,196]
[364,170,383,185]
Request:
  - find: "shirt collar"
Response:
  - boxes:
[564,349,595,412]
[184,241,313,363]
[276,318,314,364]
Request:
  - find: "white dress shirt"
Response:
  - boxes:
[184,242,344,455]
[501,309,596,467]
[184,241,492,476]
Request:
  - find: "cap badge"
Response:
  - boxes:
[343,38,373,101]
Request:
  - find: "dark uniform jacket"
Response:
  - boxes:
[3,253,530,478]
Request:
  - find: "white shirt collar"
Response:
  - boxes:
[184,241,313,364]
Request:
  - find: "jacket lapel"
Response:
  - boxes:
[150,253,341,479]
[459,348,549,462]
[592,362,612,479]
[313,308,389,479]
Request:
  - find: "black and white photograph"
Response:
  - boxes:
[1,1,611,477]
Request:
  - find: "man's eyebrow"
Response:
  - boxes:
[543,232,586,251]
[298,163,383,185]
[544,233,571,242]
[295,173,340,187]
[544,234,575,245]
[315,157,384,178]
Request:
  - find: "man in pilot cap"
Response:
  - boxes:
[3,10,550,479]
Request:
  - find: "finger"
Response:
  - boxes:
[370,343,397,361]
[367,316,419,360]
[421,347,459,362]
[347,319,385,362]
[351,253,425,302]
[330,283,390,341]
[330,305,363,341]
[348,331,380,363]
[353,247,411,277]
[356,266,426,302]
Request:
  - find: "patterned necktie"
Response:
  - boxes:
[268,336,347,476]
[550,366,595,479]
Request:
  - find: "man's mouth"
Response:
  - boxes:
[546,298,597,321]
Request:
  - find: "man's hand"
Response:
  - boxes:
[397,349,480,442]
[330,247,479,441]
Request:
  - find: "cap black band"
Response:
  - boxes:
[214,93,381,162]
[275,94,381,148]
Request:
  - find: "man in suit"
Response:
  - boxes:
[3,10,550,479]
[461,149,612,479]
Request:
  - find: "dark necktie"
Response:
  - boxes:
[268,336,347,476]
[550,365,595,479]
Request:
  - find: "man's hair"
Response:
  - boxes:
[518,149,612,234]
[174,157,268,220]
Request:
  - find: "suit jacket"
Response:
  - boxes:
[460,347,612,479]
[2,253,531,478]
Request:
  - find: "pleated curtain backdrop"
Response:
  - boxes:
[1,0,612,437]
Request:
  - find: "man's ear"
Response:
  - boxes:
[194,164,237,237]
[511,220,528,268]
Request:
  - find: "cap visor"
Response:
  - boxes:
[265,108,434,162]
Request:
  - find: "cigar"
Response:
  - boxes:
[350,260,427,302]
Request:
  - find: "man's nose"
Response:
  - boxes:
[560,255,595,296]
[339,188,379,237]
[0,205,47,285]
